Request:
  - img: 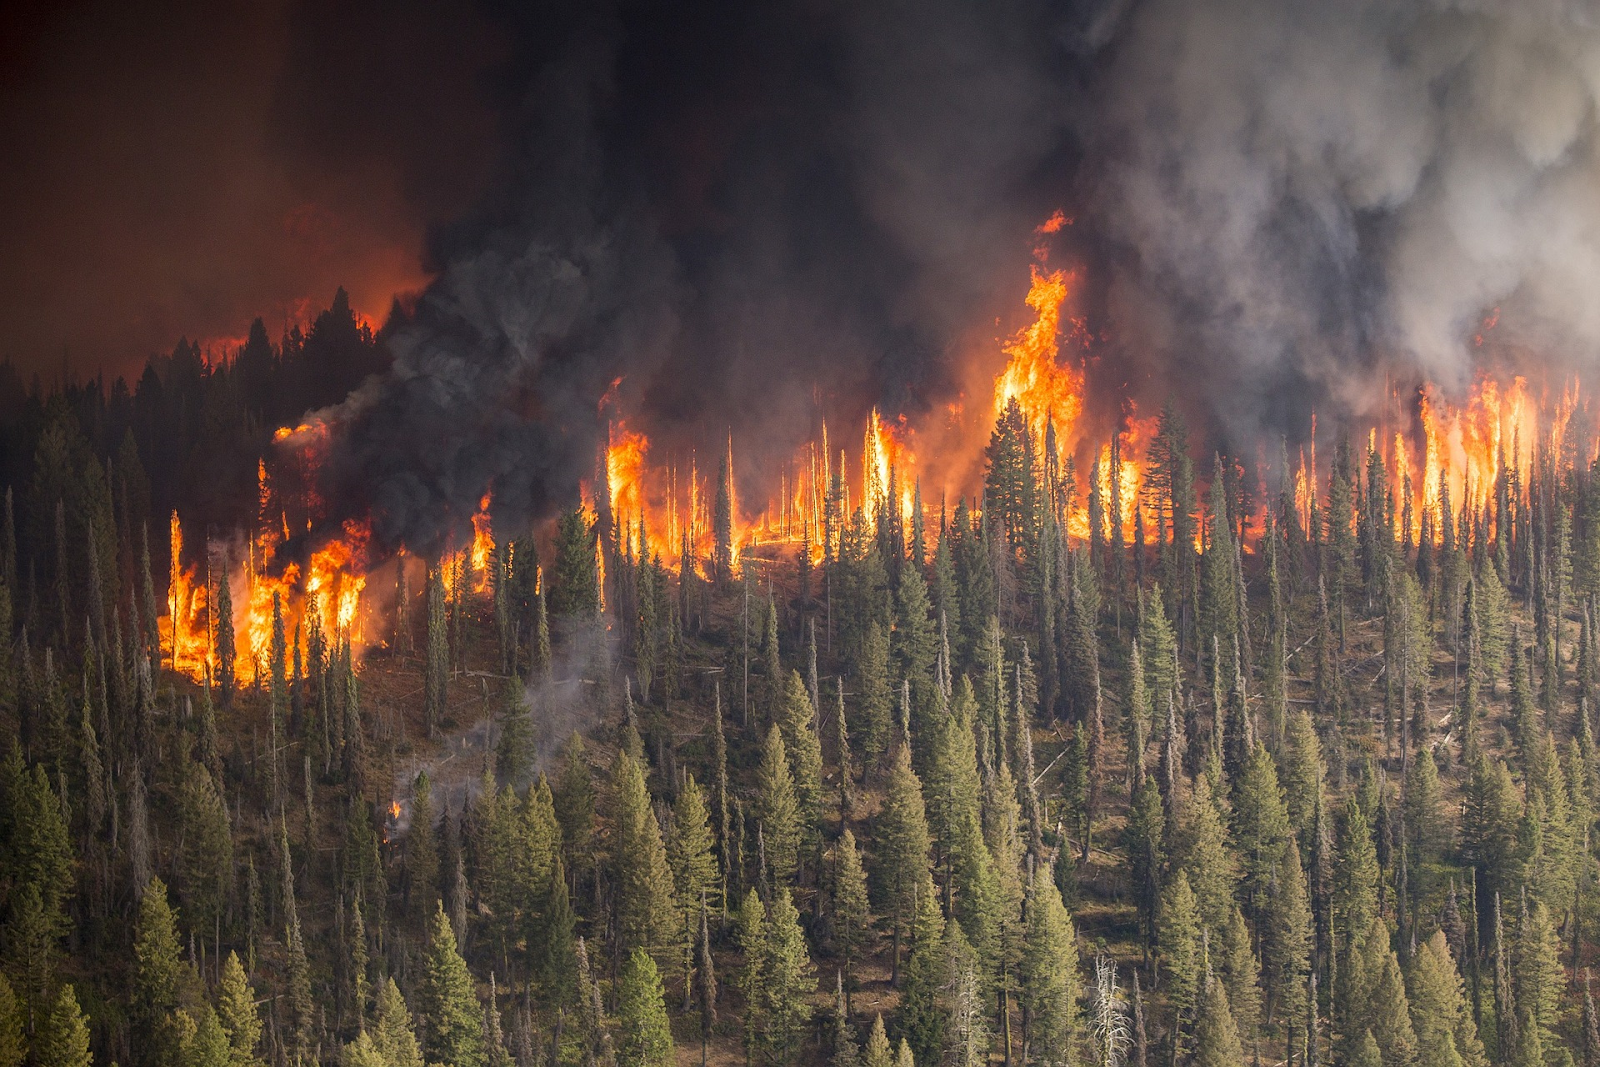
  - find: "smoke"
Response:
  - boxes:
[1076,0,1600,444]
[316,0,1600,549]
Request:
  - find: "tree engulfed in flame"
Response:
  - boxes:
[995,265,1081,448]
[157,209,1599,689]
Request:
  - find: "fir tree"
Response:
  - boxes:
[612,751,681,967]
[617,949,674,1067]
[32,983,91,1067]
[759,888,817,1067]
[217,951,263,1067]
[834,828,871,1005]
[876,742,931,983]
[425,561,448,737]
[421,902,486,1067]
[1021,873,1081,1067]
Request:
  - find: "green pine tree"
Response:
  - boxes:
[617,949,674,1067]
[420,903,485,1067]
[1020,873,1081,1067]
[32,983,91,1067]
[755,725,802,889]
[612,751,681,967]
[216,951,264,1067]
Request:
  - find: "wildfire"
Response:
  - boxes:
[995,264,1082,448]
[470,493,494,592]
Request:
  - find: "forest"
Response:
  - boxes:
[0,304,1594,1067]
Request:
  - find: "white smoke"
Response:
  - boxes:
[1084,0,1600,438]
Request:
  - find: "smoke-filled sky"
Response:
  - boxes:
[0,0,503,378]
[9,0,1600,542]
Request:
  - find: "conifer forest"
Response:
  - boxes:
[3,305,1600,1067]
[12,3,1600,1067]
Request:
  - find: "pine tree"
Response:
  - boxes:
[132,877,187,1067]
[863,1015,892,1067]
[834,827,871,1003]
[32,983,91,1067]
[670,774,718,996]
[876,743,931,983]
[421,902,486,1067]
[217,951,264,1067]
[899,879,948,1067]
[178,759,231,950]
[777,671,825,870]
[612,751,681,967]
[373,978,425,1067]
[1021,873,1081,1067]
[1513,898,1564,1054]
[756,724,802,889]
[1159,871,1203,1021]
[1220,905,1262,1052]
[555,732,596,874]
[215,554,235,705]
[0,974,22,1067]
[759,888,816,1067]
[1193,970,1245,1067]
[1407,931,1487,1067]
[1261,840,1312,1037]
[1233,743,1292,914]
[858,623,893,765]
[408,771,439,920]
[617,949,674,1067]
[425,561,448,737]
[1174,783,1237,931]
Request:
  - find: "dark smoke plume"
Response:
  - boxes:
[318,0,1600,551]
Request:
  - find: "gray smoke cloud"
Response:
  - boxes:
[314,0,1600,551]
[1080,0,1600,443]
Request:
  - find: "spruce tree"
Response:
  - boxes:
[617,949,674,1067]
[759,888,817,1067]
[744,730,798,894]
[216,951,263,1067]
[1159,871,1203,1022]
[424,562,448,737]
[421,902,485,1067]
[32,983,91,1067]
[1020,873,1081,1067]
[834,828,871,1004]
[876,742,931,983]
[612,751,681,967]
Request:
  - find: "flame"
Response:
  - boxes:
[470,493,494,592]
[995,265,1082,448]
